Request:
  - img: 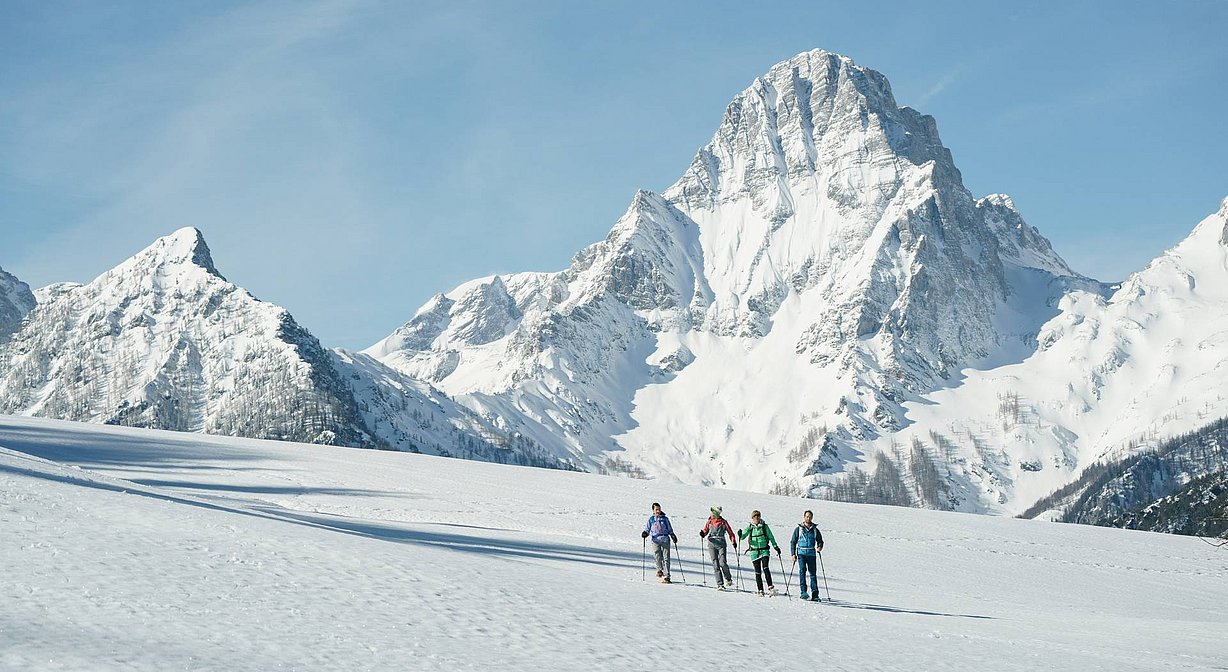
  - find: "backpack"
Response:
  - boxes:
[747,522,769,550]
[706,517,729,546]
[649,515,671,540]
[795,524,815,552]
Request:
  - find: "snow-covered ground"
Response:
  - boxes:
[2,416,1224,671]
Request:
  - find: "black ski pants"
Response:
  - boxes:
[751,555,773,591]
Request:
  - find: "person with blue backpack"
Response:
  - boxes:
[641,502,678,583]
[790,509,825,601]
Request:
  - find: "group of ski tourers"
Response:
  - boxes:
[641,502,827,600]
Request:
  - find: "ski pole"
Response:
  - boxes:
[777,552,790,598]
[735,546,744,591]
[818,549,831,601]
[787,555,797,599]
[673,540,687,583]
[642,538,646,581]
[699,537,708,586]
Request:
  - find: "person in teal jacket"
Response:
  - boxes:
[789,509,825,601]
[738,510,780,596]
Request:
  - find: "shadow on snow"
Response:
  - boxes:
[265,509,645,572]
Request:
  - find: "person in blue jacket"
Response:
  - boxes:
[789,509,825,601]
[641,502,678,583]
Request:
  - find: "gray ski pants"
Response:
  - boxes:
[708,543,733,586]
[653,540,671,578]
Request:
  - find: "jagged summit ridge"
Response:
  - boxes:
[665,49,957,213]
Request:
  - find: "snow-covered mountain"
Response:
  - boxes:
[367,49,1114,509]
[0,265,36,339]
[0,228,566,467]
[875,198,1228,512]
[0,228,372,443]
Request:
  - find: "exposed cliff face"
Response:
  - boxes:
[0,266,36,339]
[367,49,1093,508]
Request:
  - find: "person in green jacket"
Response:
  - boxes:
[738,510,781,596]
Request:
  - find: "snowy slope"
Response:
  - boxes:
[367,49,1099,507]
[332,349,574,469]
[1,416,1224,671]
[0,229,555,466]
[0,266,35,339]
[875,199,1228,513]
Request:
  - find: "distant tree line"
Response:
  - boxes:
[1019,416,1228,542]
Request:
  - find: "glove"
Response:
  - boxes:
[737,530,744,538]
[699,529,707,538]
[641,531,648,539]
[774,547,781,556]
[733,540,738,548]
[670,534,678,543]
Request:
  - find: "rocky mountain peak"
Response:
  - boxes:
[108,227,223,283]
[664,49,957,213]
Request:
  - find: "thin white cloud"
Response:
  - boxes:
[916,68,964,107]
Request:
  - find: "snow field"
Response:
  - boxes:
[2,416,1225,671]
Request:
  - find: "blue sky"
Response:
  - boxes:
[2,1,1225,349]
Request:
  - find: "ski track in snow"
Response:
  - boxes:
[1,416,1225,671]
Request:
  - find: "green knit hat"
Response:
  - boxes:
[710,506,721,517]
